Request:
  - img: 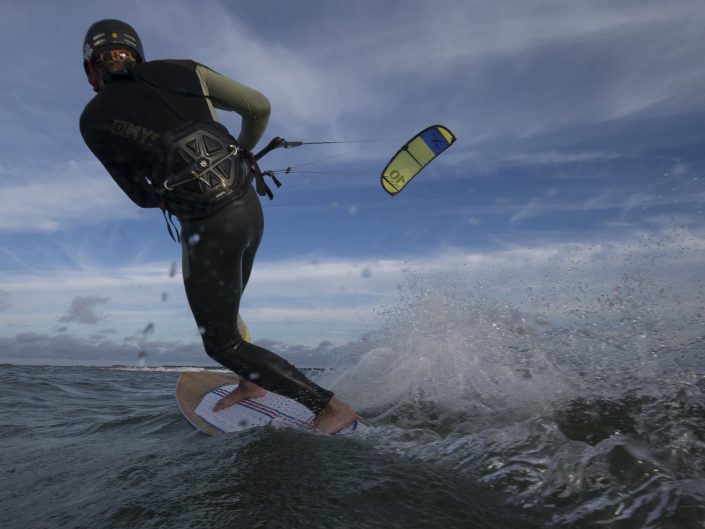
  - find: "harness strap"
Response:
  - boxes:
[252,165,283,201]
[161,208,181,243]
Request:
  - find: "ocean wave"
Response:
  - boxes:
[313,264,705,528]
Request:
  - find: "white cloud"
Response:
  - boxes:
[0,160,142,233]
[2,226,704,362]
[121,0,705,145]
[505,151,625,165]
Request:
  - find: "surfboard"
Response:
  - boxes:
[175,371,370,436]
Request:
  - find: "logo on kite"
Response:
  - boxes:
[380,125,456,196]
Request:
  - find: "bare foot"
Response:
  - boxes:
[312,397,356,434]
[213,380,267,412]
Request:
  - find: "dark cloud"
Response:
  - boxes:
[0,331,206,366]
[254,338,367,368]
[59,296,110,324]
[0,331,353,368]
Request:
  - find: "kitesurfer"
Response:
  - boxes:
[79,19,356,434]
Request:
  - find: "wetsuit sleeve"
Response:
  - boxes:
[195,64,271,151]
[98,156,161,209]
[80,112,161,209]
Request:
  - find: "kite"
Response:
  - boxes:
[380,125,456,196]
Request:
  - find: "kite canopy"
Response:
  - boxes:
[381,125,456,196]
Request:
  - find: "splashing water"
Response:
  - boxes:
[328,272,567,427]
[319,237,705,528]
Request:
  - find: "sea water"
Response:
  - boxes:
[2,239,704,528]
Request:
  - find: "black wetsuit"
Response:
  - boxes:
[80,60,333,412]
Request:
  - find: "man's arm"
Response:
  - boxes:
[196,65,271,152]
[80,111,161,208]
[96,153,162,209]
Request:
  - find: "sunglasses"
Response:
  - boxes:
[95,48,137,69]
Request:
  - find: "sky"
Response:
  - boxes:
[0,0,704,367]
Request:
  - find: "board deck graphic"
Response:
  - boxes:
[176,371,369,436]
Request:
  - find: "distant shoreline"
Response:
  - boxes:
[0,363,329,371]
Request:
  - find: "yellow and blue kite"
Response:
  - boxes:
[381,125,456,196]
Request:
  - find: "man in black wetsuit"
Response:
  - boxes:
[79,19,355,433]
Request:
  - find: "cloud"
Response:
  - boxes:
[1,1,704,366]
[253,338,359,369]
[5,226,704,366]
[0,160,142,234]
[1,224,704,365]
[105,0,705,148]
[2,0,704,224]
[0,328,364,369]
[0,331,206,367]
[3,0,705,155]
[59,296,110,324]
[504,151,625,166]
[0,290,11,311]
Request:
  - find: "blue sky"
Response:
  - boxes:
[1,0,704,367]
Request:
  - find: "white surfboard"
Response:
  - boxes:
[175,371,369,436]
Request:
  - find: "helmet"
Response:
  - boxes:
[83,19,144,65]
[83,19,144,89]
